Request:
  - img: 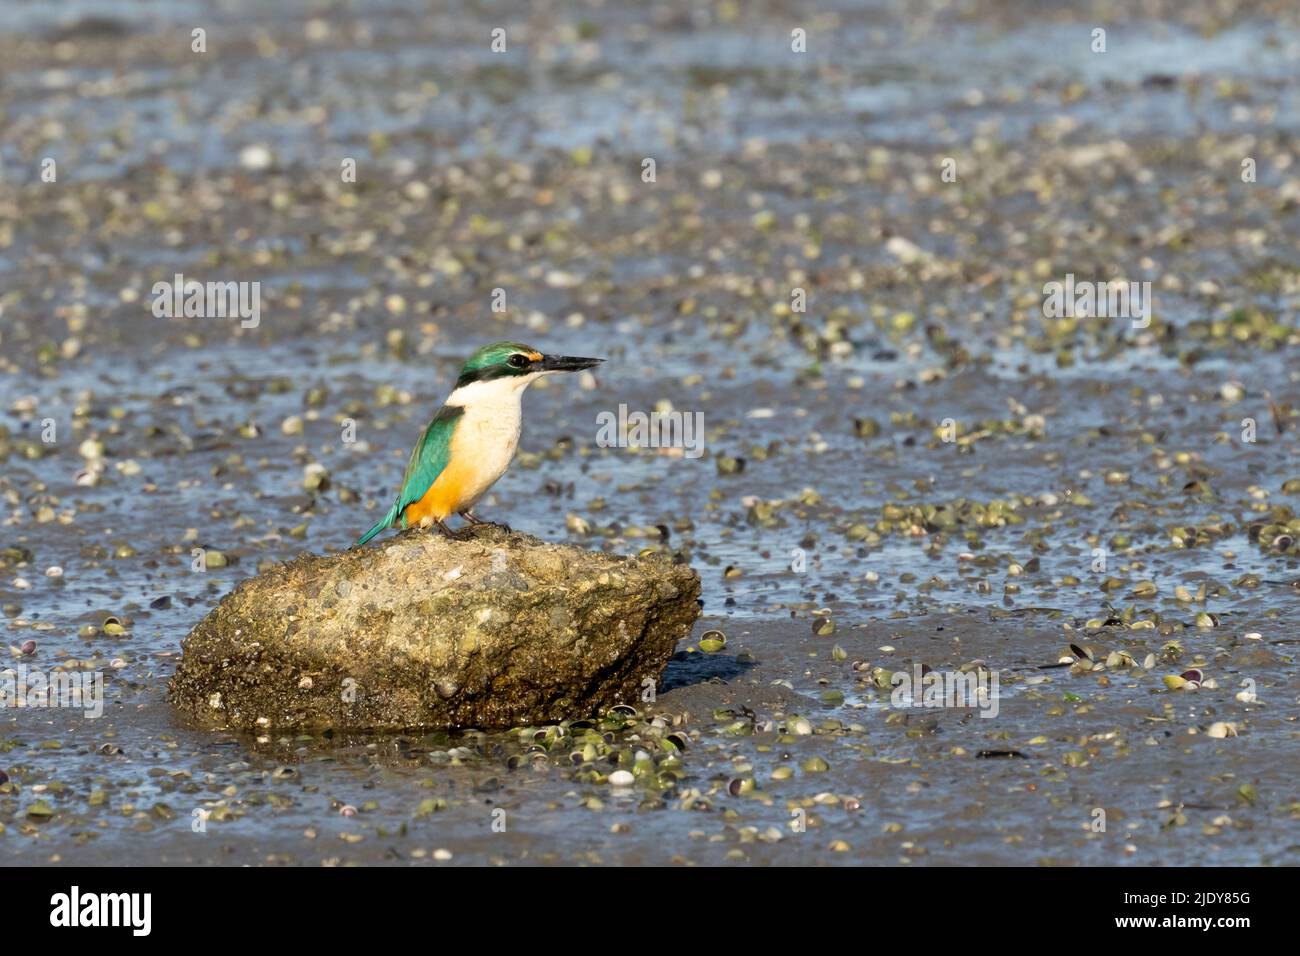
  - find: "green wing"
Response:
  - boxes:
[394,404,464,527]
[355,404,465,546]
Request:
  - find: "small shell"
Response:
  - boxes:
[728,777,754,796]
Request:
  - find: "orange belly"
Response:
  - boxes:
[403,459,472,526]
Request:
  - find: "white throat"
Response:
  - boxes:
[444,370,548,410]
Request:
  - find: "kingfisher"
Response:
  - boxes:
[354,341,603,547]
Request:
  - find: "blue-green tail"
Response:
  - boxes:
[355,503,401,548]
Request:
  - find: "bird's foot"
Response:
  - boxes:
[459,512,511,533]
[434,519,475,541]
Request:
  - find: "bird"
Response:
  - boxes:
[355,341,603,547]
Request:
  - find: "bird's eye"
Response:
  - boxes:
[508,354,529,368]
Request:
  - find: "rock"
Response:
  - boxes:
[168,527,700,733]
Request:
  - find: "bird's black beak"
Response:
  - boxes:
[540,354,604,372]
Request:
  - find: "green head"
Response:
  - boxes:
[454,341,603,391]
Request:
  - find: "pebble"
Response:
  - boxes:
[238,144,274,170]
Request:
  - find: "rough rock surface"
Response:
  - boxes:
[168,528,701,732]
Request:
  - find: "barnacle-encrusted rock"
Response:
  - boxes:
[168,528,700,732]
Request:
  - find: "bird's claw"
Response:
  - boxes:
[434,519,475,541]
[459,513,511,533]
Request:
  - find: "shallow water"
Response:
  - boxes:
[1,0,1298,865]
